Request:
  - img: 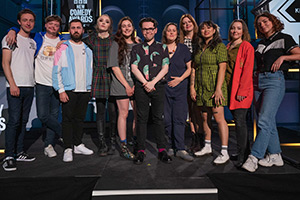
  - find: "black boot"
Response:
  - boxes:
[187,132,196,154]
[97,120,108,156]
[107,122,116,155]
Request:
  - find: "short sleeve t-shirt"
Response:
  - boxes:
[130,41,169,82]
[255,32,298,72]
[166,43,191,94]
[69,42,87,92]
[107,41,135,96]
[35,35,61,86]
[2,34,36,87]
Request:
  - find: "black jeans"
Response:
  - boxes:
[62,91,90,149]
[135,82,166,150]
[231,108,249,162]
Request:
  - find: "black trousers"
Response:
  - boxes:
[231,108,249,162]
[62,91,90,149]
[135,82,166,150]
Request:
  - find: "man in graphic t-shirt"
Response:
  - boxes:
[6,15,64,158]
[1,9,37,171]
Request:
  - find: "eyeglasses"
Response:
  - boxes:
[142,27,155,32]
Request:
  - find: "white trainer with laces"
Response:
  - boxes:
[194,145,212,157]
[242,155,258,172]
[258,153,284,167]
[63,148,73,162]
[44,144,57,158]
[213,154,229,164]
[74,144,94,155]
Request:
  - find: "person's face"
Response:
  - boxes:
[69,22,84,42]
[97,15,111,32]
[141,21,157,42]
[200,24,215,41]
[230,22,243,41]
[182,17,194,33]
[18,13,35,34]
[257,16,274,37]
[45,20,60,36]
[121,20,134,38]
[166,24,177,43]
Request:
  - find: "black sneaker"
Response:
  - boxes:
[134,151,145,165]
[158,150,172,164]
[15,152,36,162]
[2,157,17,171]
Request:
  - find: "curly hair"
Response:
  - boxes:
[228,19,251,42]
[254,12,284,39]
[179,14,198,44]
[115,16,136,66]
[95,14,113,34]
[161,22,179,44]
[197,20,222,52]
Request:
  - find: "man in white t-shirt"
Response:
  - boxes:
[52,19,93,162]
[6,15,64,158]
[1,9,37,171]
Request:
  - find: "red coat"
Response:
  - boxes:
[227,41,254,110]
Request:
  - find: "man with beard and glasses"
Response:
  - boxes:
[52,19,94,162]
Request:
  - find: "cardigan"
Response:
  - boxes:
[226,41,254,110]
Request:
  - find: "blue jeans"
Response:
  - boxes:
[251,71,285,159]
[5,87,34,157]
[36,84,61,147]
[164,89,188,150]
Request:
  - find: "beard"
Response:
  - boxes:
[70,32,83,43]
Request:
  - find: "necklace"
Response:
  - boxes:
[169,49,175,54]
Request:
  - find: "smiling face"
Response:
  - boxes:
[18,13,35,34]
[200,24,215,41]
[166,24,177,43]
[97,15,111,33]
[141,21,157,42]
[121,19,134,38]
[45,20,60,36]
[230,21,243,42]
[182,17,194,33]
[257,16,274,37]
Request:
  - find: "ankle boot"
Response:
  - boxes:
[97,120,108,156]
[187,132,196,154]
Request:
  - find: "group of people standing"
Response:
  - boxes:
[2,8,300,173]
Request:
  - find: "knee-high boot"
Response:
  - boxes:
[107,121,116,155]
[97,119,108,156]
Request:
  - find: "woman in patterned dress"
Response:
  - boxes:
[190,21,229,164]
[84,14,116,156]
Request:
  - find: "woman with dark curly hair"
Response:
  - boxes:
[190,21,229,164]
[107,16,138,160]
[242,12,300,172]
[226,19,254,167]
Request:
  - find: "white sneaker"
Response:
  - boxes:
[44,144,57,158]
[74,144,94,155]
[63,148,73,162]
[258,153,284,167]
[242,155,258,172]
[213,154,229,164]
[176,150,194,162]
[194,146,212,157]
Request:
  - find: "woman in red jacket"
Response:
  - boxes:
[226,19,254,167]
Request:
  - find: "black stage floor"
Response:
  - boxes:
[1,124,300,200]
